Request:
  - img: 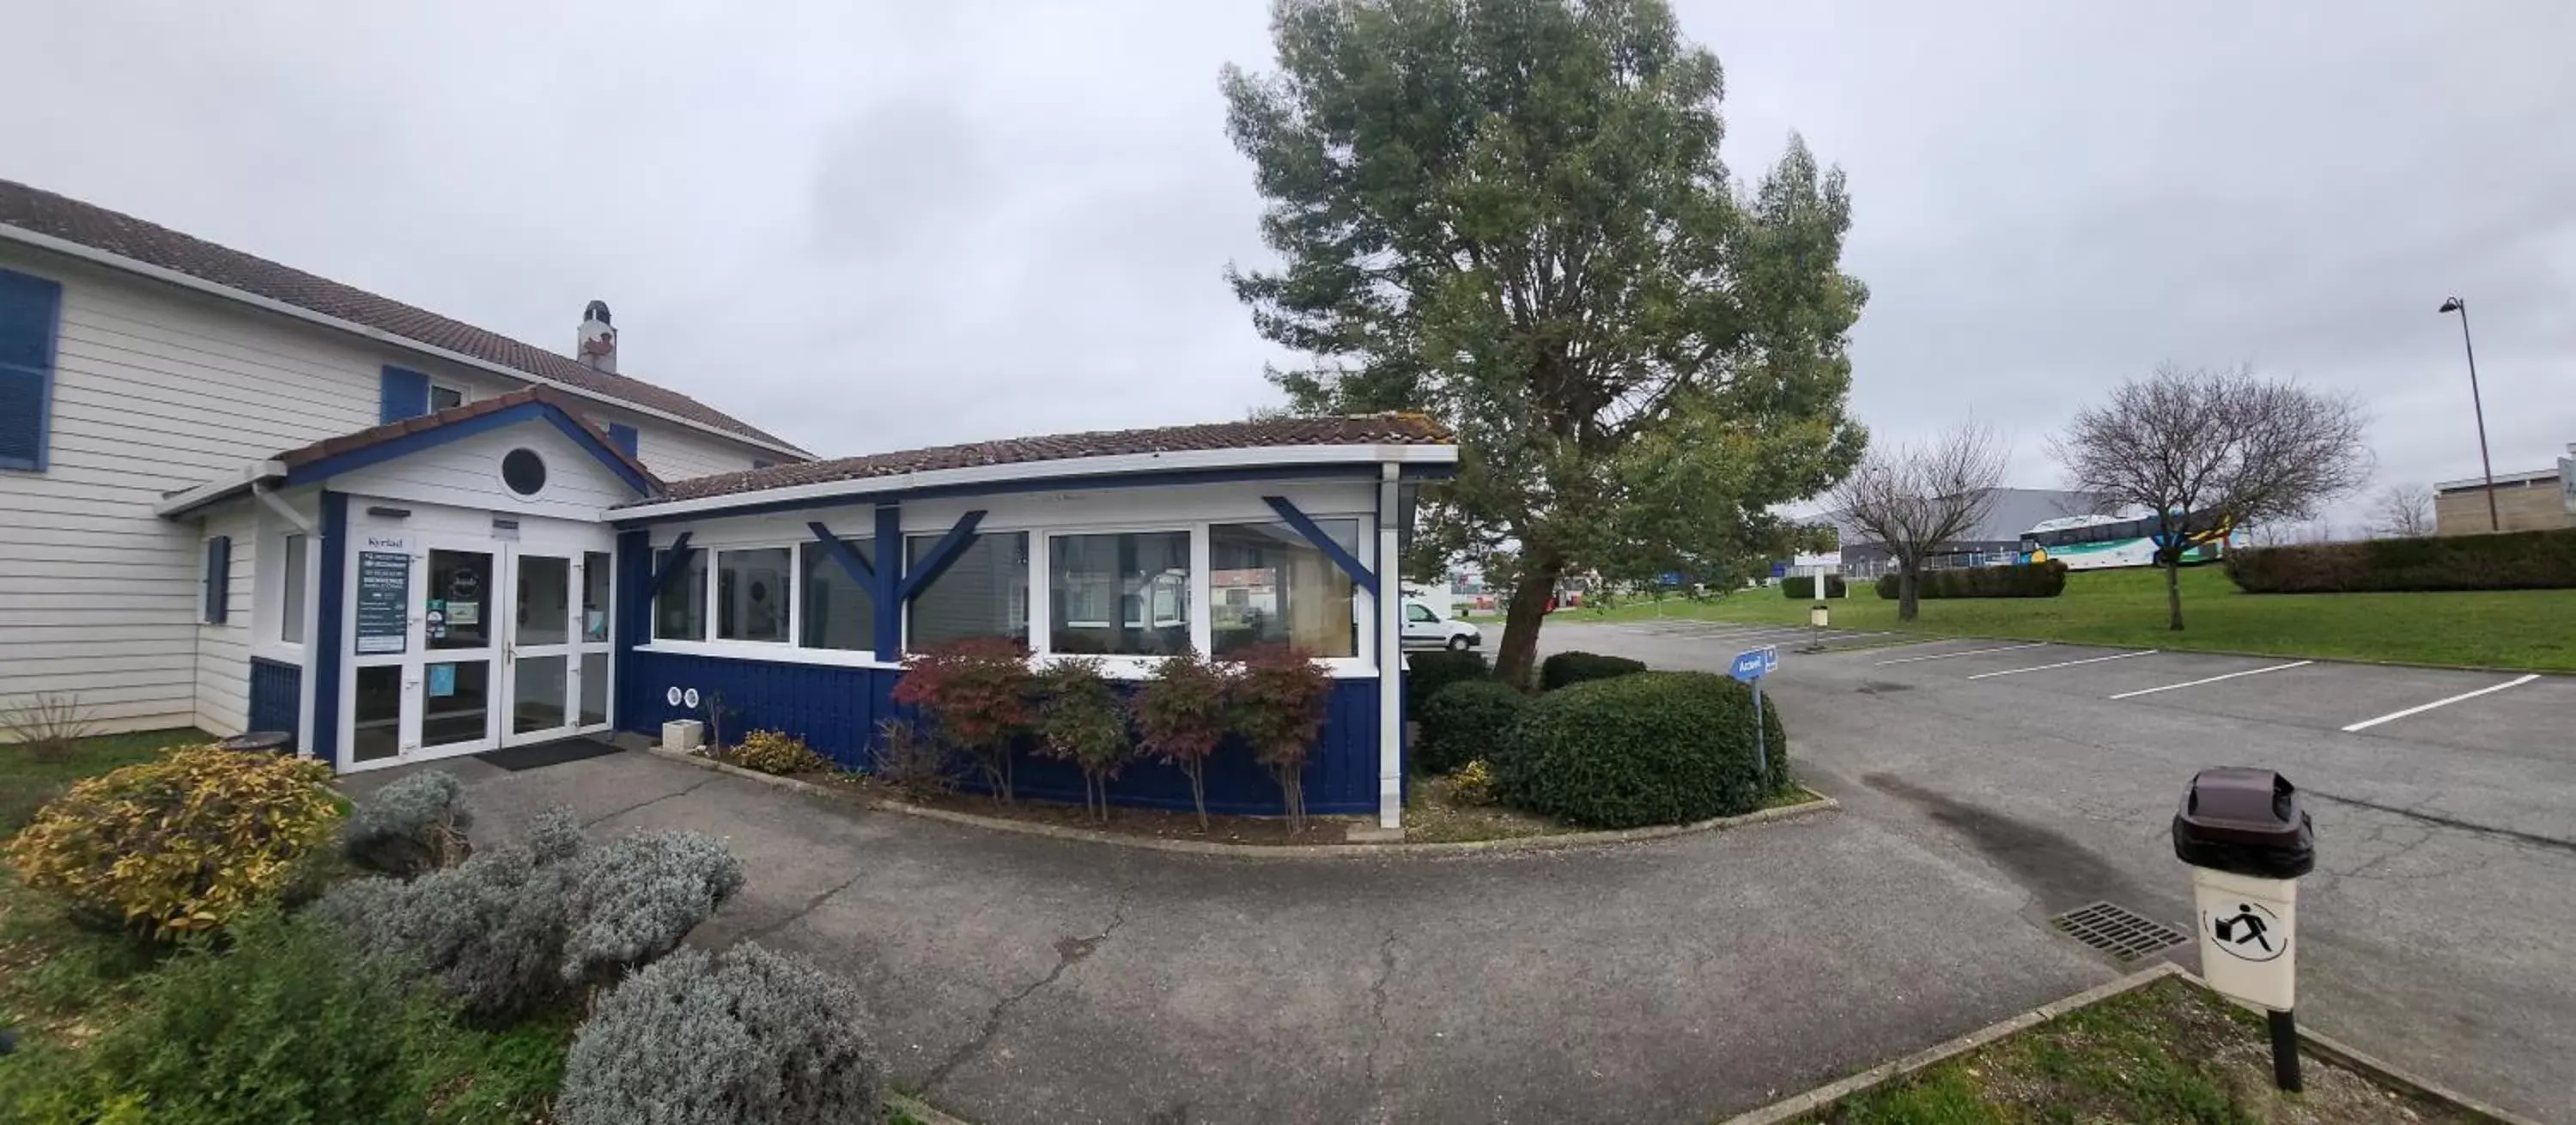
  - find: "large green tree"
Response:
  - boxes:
[1224,0,1869,684]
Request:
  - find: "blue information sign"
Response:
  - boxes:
[1729,645,1779,683]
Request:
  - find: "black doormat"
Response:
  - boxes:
[476,738,623,772]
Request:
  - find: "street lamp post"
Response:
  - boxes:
[2437,296,2500,533]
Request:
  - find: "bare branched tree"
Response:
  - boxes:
[2051,364,2372,629]
[1830,423,2009,622]
[2370,483,2437,539]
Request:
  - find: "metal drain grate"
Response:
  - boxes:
[2050,901,2189,961]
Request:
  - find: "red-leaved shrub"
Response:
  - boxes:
[1131,648,1231,829]
[891,638,1037,801]
[1229,645,1333,832]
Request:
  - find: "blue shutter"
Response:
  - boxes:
[607,423,639,458]
[379,366,431,423]
[0,268,64,471]
[204,536,233,623]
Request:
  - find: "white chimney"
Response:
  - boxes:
[576,300,617,374]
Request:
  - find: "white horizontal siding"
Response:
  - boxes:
[333,419,641,523]
[193,506,256,737]
[0,241,787,736]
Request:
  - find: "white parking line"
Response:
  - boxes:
[1875,642,2046,666]
[1966,650,2157,680]
[2106,660,2314,700]
[2340,674,2542,733]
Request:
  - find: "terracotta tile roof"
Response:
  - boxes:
[274,386,660,490]
[639,412,1454,506]
[0,178,799,453]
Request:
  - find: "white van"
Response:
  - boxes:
[1400,600,1483,651]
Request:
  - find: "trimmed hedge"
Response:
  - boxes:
[1780,574,1847,599]
[1405,649,1493,713]
[1538,651,1647,691]
[1493,672,1789,829]
[1874,561,2069,600]
[2226,527,2576,593]
[1415,679,1530,776]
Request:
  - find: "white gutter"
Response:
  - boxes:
[611,441,1460,520]
[0,222,814,462]
[153,459,283,518]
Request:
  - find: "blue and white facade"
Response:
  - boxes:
[611,440,1455,827]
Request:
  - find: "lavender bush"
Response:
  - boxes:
[556,942,885,1125]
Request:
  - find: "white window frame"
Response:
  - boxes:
[637,505,1382,679]
[710,545,796,646]
[428,382,466,411]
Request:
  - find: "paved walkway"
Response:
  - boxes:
[1546,619,2576,1122]
[357,747,2115,1124]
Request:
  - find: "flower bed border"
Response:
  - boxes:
[631,740,1837,859]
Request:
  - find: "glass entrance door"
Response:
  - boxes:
[421,547,499,756]
[503,552,577,745]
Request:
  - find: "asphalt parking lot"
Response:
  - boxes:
[1546,620,2576,1122]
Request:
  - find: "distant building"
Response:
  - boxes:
[2435,444,2576,536]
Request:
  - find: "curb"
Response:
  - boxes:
[634,743,1838,860]
[1720,963,2185,1125]
[889,1092,973,1125]
[1721,962,2537,1125]
[1830,629,2564,679]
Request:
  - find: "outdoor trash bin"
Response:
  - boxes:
[2172,766,2312,1012]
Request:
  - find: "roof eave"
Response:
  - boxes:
[615,441,1459,522]
[155,460,286,520]
[0,221,814,461]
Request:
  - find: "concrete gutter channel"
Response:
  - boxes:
[1721,962,2541,1125]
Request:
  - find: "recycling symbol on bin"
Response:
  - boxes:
[2204,900,2286,963]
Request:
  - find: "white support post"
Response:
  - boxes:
[1376,463,1404,830]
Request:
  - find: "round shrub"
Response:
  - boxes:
[1492,672,1789,829]
[342,768,474,878]
[556,942,886,1125]
[730,729,829,775]
[5,745,340,939]
[1404,649,1492,712]
[1415,679,1529,775]
[1537,650,1647,692]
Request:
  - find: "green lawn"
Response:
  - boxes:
[1578,568,2576,672]
[1825,976,2474,1123]
[2,727,210,836]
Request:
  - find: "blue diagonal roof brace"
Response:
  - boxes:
[805,520,882,621]
[646,532,696,593]
[898,510,987,602]
[1262,496,1377,597]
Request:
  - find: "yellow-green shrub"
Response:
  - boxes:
[727,730,829,775]
[5,745,340,939]
[1449,759,1499,806]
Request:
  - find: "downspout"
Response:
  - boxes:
[1376,462,1404,830]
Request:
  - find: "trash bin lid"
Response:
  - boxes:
[2172,767,2313,878]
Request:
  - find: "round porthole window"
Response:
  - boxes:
[501,448,547,496]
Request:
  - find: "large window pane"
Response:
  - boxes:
[353,664,400,763]
[422,660,490,746]
[1212,520,1358,658]
[1049,531,1191,656]
[799,539,877,651]
[579,651,609,726]
[428,550,495,651]
[717,548,792,642]
[653,548,706,641]
[516,555,570,646]
[278,533,307,644]
[581,551,611,642]
[908,532,1028,649]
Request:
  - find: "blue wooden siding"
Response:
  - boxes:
[247,657,302,744]
[619,648,1387,816]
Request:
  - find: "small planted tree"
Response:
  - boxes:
[891,637,1038,803]
[1034,658,1135,821]
[1830,422,2010,622]
[1228,645,1334,833]
[1132,648,1231,830]
[2053,363,2372,629]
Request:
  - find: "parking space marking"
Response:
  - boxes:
[2106,660,2314,700]
[1874,642,2046,666]
[2340,674,2543,733]
[1965,649,2157,680]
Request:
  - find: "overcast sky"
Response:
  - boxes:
[6,2,2570,524]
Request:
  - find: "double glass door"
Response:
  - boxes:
[350,541,613,768]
